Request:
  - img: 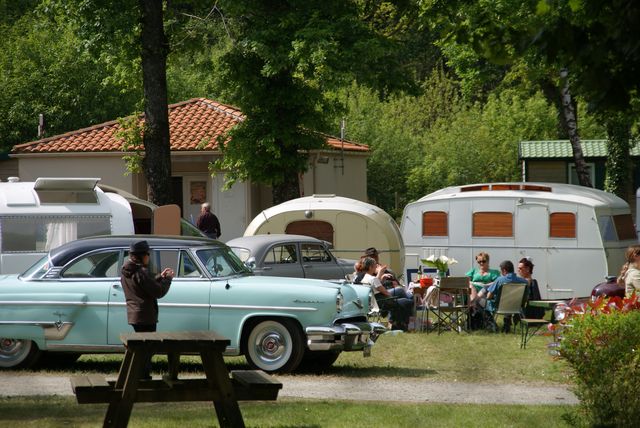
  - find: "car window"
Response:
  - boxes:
[61,250,120,278]
[229,247,251,262]
[264,244,298,264]
[147,249,180,276]
[196,247,251,277]
[178,250,204,278]
[300,243,332,263]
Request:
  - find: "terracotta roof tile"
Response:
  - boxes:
[12,98,368,154]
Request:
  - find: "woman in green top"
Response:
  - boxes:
[466,252,500,298]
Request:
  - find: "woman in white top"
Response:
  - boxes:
[359,257,413,330]
[618,245,640,298]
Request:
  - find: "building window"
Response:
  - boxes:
[550,212,576,238]
[422,211,448,236]
[568,163,595,186]
[473,212,513,237]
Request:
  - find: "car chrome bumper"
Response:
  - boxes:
[305,321,387,354]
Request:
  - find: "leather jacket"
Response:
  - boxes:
[121,259,172,325]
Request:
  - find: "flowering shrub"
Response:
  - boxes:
[554,294,640,427]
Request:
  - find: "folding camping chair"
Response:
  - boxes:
[488,282,527,333]
[430,277,470,334]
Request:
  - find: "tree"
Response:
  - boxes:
[214,0,410,204]
[138,0,172,205]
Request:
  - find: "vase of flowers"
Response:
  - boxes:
[421,255,458,279]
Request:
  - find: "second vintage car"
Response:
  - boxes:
[0,236,384,373]
[227,234,357,280]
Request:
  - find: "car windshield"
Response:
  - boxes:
[195,247,252,277]
[19,255,52,279]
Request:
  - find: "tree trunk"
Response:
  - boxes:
[139,0,172,205]
[559,68,592,188]
[604,112,631,198]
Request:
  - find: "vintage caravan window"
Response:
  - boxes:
[613,214,637,240]
[0,215,111,252]
[285,220,334,243]
[422,211,448,236]
[472,212,513,237]
[549,212,576,238]
[598,214,637,241]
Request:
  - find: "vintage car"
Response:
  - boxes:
[0,236,384,373]
[227,234,357,280]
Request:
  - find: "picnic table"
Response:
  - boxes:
[70,331,282,428]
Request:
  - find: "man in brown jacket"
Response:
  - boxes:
[121,240,174,378]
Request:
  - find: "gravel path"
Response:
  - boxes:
[0,374,577,405]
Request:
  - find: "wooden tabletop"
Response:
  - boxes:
[120,331,230,353]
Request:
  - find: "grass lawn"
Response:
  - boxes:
[0,396,576,427]
[2,331,577,427]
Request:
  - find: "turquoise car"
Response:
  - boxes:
[0,236,385,373]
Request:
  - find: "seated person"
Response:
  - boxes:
[358,257,413,331]
[363,247,401,288]
[465,251,499,303]
[517,257,545,319]
[486,260,528,332]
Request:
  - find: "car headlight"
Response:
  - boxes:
[336,290,344,313]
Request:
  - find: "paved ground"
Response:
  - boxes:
[0,374,578,405]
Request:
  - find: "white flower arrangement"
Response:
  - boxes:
[421,254,458,273]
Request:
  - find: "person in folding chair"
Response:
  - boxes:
[358,257,413,331]
[485,260,528,333]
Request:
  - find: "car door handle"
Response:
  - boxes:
[112,284,121,290]
[262,266,272,271]
[303,265,312,268]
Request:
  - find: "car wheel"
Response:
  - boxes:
[0,338,41,369]
[244,319,304,373]
[298,350,341,372]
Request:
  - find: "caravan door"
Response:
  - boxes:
[515,202,553,298]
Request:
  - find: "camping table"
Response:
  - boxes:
[527,300,566,322]
[104,331,244,428]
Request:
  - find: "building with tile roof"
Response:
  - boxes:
[7,98,370,241]
[519,139,640,215]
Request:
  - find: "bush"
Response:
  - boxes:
[557,295,640,427]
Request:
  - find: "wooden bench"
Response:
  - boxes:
[70,331,281,428]
[71,370,282,404]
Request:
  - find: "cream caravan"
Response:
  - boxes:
[0,177,201,274]
[400,183,637,299]
[244,195,405,277]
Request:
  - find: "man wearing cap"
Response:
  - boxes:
[121,240,174,378]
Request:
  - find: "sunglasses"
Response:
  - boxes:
[477,259,487,264]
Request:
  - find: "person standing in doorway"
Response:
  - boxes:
[120,240,174,379]
[196,202,221,239]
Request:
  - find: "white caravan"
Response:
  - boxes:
[244,195,405,278]
[0,177,202,274]
[400,183,637,299]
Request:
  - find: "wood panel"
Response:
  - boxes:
[473,212,513,237]
[422,211,448,236]
[549,212,576,238]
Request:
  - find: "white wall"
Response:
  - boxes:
[17,156,133,191]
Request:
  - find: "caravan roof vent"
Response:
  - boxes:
[34,177,101,204]
[7,177,19,183]
[460,184,552,193]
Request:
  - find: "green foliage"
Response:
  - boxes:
[406,89,558,199]
[0,5,141,152]
[213,0,411,201]
[558,296,640,427]
[338,68,460,216]
[115,114,144,175]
